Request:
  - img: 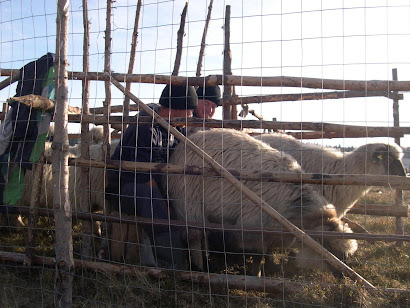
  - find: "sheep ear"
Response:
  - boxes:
[371,147,387,162]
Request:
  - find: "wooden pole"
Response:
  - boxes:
[172,2,188,76]
[5,69,410,91]
[103,0,112,153]
[0,251,305,295]
[348,203,408,217]
[123,0,142,127]
[69,157,410,190]
[1,108,402,140]
[2,251,409,296]
[286,130,405,140]
[65,114,410,138]
[86,88,400,112]
[100,0,113,261]
[223,5,235,120]
[6,206,409,243]
[0,74,20,91]
[225,90,402,105]
[54,0,74,306]
[24,156,44,266]
[392,68,404,247]
[108,75,378,292]
[196,0,214,77]
[80,0,92,260]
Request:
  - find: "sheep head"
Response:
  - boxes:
[355,143,406,176]
[294,217,358,276]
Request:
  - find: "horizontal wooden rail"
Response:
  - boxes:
[348,203,409,217]
[65,115,409,138]
[67,157,410,190]
[0,251,304,294]
[286,131,406,139]
[3,206,409,243]
[226,90,403,105]
[1,100,408,138]
[1,251,407,296]
[2,69,410,91]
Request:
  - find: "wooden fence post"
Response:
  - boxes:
[99,0,113,261]
[392,68,404,247]
[223,5,236,120]
[54,0,74,306]
[80,0,93,260]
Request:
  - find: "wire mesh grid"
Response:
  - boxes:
[0,0,409,307]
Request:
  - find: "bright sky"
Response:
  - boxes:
[1,0,410,148]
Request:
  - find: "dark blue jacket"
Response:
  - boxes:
[105,108,185,209]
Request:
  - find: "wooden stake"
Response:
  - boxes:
[24,156,45,266]
[124,0,142,126]
[103,0,112,155]
[196,0,214,77]
[80,0,93,261]
[54,0,74,305]
[172,2,188,76]
[108,74,378,292]
[100,0,113,262]
[392,68,404,247]
[223,5,235,120]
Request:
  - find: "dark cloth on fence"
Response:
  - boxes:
[6,53,54,169]
[0,53,54,206]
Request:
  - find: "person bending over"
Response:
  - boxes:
[106,84,198,269]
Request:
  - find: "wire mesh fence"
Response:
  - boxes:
[0,0,409,307]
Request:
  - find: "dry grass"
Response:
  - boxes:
[0,188,408,307]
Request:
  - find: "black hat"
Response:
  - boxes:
[196,86,221,106]
[159,85,198,110]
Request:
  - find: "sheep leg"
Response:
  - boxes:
[110,221,128,262]
[125,223,140,264]
[262,254,281,276]
[247,253,264,276]
[202,229,211,272]
[187,228,204,271]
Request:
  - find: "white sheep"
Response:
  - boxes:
[255,132,406,218]
[65,126,106,156]
[163,128,358,275]
[20,138,119,214]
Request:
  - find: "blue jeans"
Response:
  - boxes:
[117,182,184,269]
[119,182,170,236]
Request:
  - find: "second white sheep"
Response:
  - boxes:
[255,132,406,217]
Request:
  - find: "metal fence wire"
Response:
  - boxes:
[0,0,409,307]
